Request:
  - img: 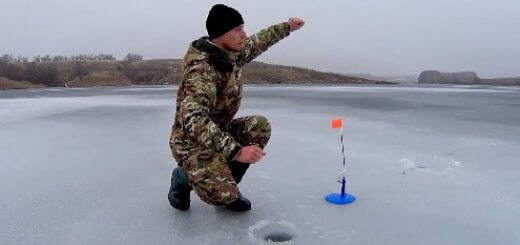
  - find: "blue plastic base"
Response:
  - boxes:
[325,193,356,205]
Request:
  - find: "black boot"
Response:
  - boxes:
[168,167,191,210]
[225,161,252,211]
[225,191,251,211]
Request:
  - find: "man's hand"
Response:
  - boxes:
[235,145,266,163]
[288,18,305,32]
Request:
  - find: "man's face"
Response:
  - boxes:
[219,25,247,52]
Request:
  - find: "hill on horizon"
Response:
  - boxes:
[0,59,388,90]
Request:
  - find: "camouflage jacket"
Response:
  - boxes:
[170,22,290,164]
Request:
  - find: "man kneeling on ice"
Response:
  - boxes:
[168,4,305,211]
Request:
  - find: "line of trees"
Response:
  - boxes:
[1,52,146,87]
[0,62,60,87]
[122,53,143,62]
[0,53,143,63]
[0,55,30,63]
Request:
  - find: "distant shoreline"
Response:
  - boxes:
[4,83,520,96]
[0,59,396,90]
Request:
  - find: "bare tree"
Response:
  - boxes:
[13,56,29,63]
[53,55,67,61]
[73,61,88,81]
[26,63,60,86]
[0,54,14,63]
[41,55,51,62]
[123,53,143,62]
[96,53,115,61]
[0,62,24,81]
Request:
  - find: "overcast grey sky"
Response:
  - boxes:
[1,0,519,78]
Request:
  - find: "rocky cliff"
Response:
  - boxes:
[418,70,481,84]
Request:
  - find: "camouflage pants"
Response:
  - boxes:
[182,115,271,206]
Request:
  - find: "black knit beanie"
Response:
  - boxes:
[206,4,244,40]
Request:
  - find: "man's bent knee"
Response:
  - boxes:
[249,115,271,148]
[251,115,271,132]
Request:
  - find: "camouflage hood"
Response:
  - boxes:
[186,37,237,73]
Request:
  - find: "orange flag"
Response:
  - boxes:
[331,117,343,129]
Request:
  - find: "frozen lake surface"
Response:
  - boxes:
[1,84,519,244]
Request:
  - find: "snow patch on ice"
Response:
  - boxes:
[399,156,429,171]
[400,155,463,173]
[400,157,418,169]
[434,155,463,168]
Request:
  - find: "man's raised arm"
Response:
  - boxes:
[237,18,305,66]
